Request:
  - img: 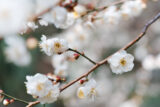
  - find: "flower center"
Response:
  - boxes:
[78,89,85,99]
[54,42,61,49]
[120,58,126,66]
[36,83,44,91]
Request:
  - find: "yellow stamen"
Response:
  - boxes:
[78,89,85,99]
[36,83,44,91]
[120,58,126,66]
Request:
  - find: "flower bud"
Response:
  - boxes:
[79,80,84,84]
[26,37,38,49]
[56,76,61,82]
[9,99,14,103]
[3,99,10,106]
[73,53,80,60]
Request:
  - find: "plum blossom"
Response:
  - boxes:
[25,73,60,104]
[39,35,69,55]
[108,50,134,74]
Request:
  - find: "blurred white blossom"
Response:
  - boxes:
[4,35,31,66]
[103,6,121,25]
[0,0,33,36]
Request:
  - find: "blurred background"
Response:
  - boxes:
[0,0,160,107]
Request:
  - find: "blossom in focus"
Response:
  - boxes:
[0,0,33,36]
[4,35,31,66]
[39,35,69,55]
[108,50,134,74]
[77,79,97,100]
[52,38,69,54]
[25,73,60,104]
[25,73,53,97]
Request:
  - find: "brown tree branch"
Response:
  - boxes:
[60,12,160,92]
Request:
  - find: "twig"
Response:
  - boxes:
[68,48,97,65]
[1,92,29,104]
[60,12,160,92]
[26,101,40,107]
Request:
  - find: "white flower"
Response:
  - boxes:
[0,0,33,36]
[108,50,134,74]
[25,73,60,104]
[38,84,60,104]
[52,38,69,54]
[25,73,53,97]
[40,35,69,55]
[4,35,31,66]
[77,79,97,100]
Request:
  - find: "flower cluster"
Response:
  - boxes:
[25,73,60,104]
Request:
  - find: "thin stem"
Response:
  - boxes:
[1,92,29,104]
[60,12,160,92]
[68,48,97,65]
